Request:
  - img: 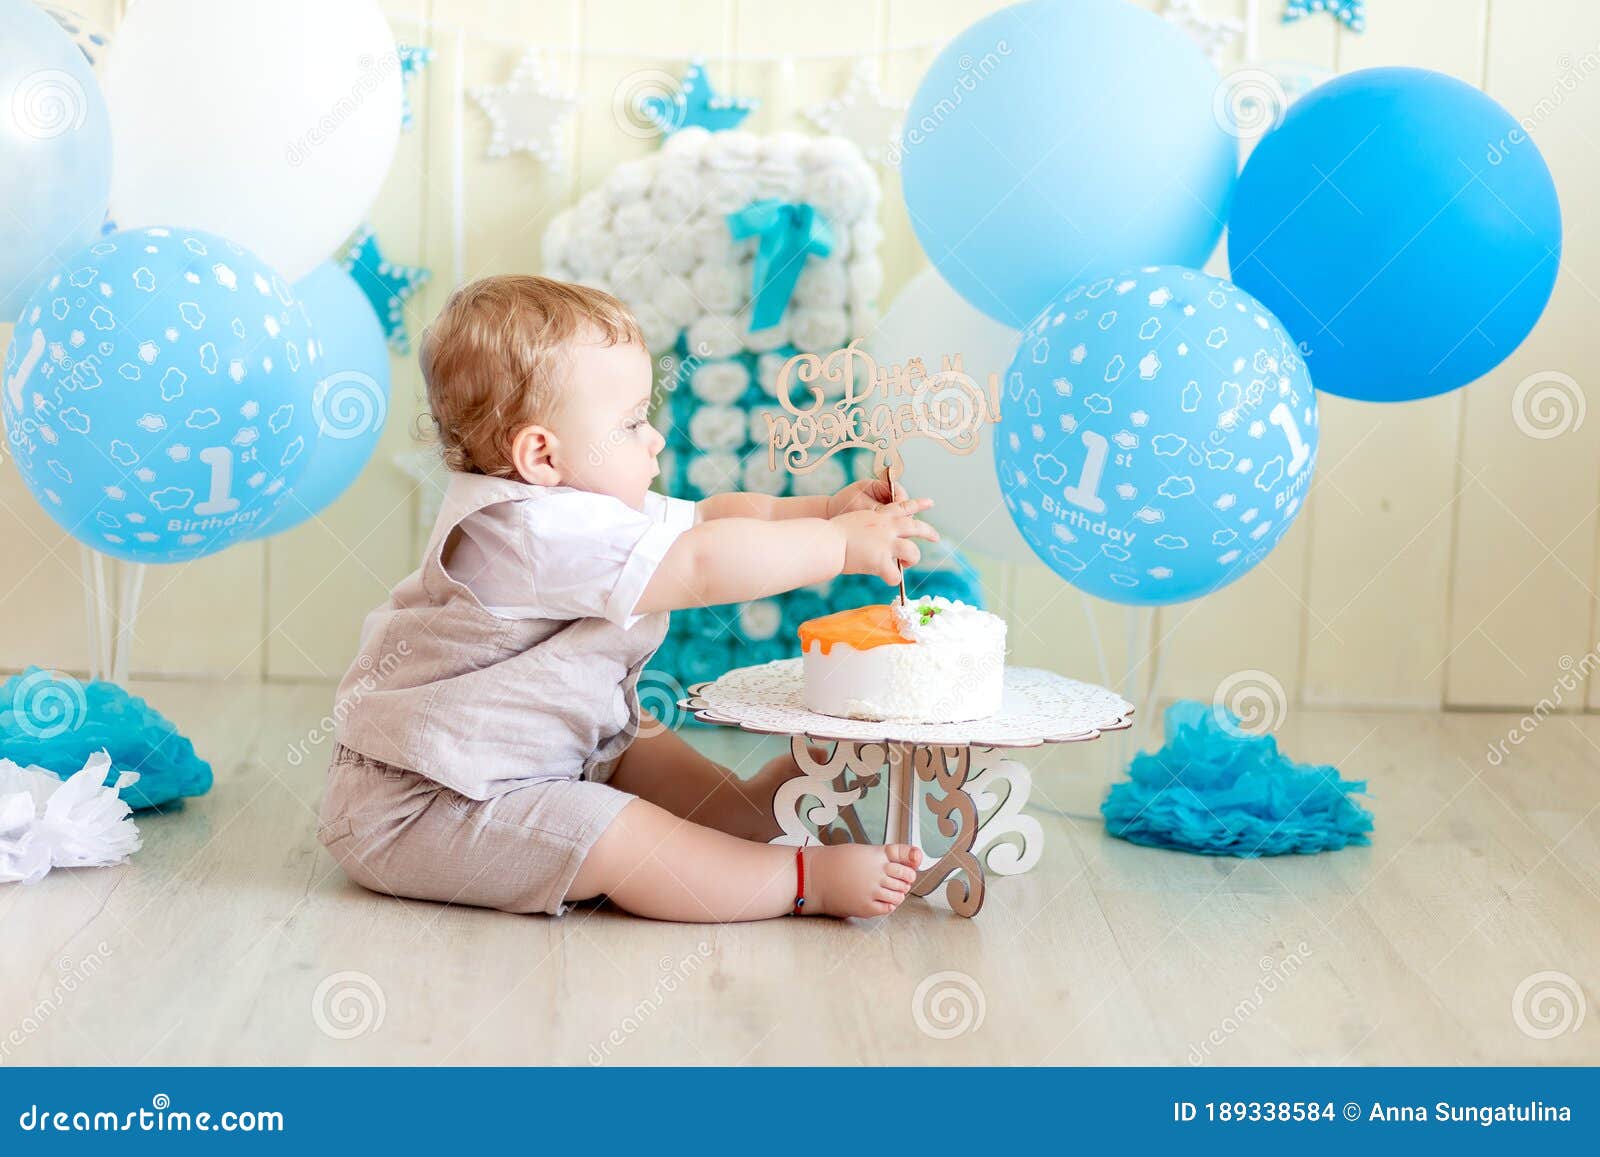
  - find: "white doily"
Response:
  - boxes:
[680,660,1134,747]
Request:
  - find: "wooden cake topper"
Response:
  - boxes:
[765,340,1004,604]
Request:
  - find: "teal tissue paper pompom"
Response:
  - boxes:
[0,667,213,811]
[1101,699,1372,857]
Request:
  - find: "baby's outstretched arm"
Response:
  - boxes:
[633,500,939,614]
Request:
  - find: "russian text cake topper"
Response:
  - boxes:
[764,339,1003,478]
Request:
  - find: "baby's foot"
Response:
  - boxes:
[804,843,923,918]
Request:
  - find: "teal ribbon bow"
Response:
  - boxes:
[726,199,834,331]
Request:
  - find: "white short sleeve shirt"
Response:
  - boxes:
[444,485,699,630]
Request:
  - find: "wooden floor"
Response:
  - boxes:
[2,681,1597,1066]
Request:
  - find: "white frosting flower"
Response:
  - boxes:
[691,260,748,313]
[688,403,747,451]
[892,595,1004,647]
[687,314,745,359]
[690,359,750,404]
[787,306,850,353]
[741,449,787,496]
[687,449,742,495]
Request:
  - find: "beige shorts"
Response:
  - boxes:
[316,743,635,916]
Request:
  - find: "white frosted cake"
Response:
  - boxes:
[798,596,1007,722]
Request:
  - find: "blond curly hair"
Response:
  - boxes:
[417,274,643,477]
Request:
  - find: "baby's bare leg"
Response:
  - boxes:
[610,723,804,841]
[568,797,921,923]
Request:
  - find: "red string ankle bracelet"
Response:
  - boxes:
[791,843,807,916]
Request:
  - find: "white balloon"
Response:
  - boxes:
[104,0,402,282]
[868,268,1031,562]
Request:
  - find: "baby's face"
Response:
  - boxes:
[551,336,664,510]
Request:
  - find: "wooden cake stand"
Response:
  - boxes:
[678,660,1135,917]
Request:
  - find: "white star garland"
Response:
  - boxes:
[803,61,906,164]
[470,51,578,169]
[1161,0,1245,68]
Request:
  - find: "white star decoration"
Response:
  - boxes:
[470,52,578,169]
[804,61,906,164]
[1161,0,1245,68]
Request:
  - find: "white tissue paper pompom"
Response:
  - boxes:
[545,262,577,284]
[574,189,611,235]
[805,164,872,223]
[742,313,791,353]
[789,455,848,498]
[0,751,141,884]
[687,314,745,360]
[653,274,702,329]
[825,227,852,263]
[650,163,702,226]
[690,215,741,269]
[691,260,749,314]
[656,448,677,486]
[542,214,574,270]
[740,598,784,640]
[756,352,793,399]
[848,259,884,303]
[687,450,742,495]
[690,359,750,405]
[653,224,701,275]
[793,261,848,309]
[689,403,748,452]
[609,253,665,303]
[661,124,712,162]
[703,130,761,172]
[742,449,788,496]
[606,159,654,206]
[704,170,758,215]
[612,199,664,255]
[569,230,621,278]
[632,303,679,352]
[811,135,865,171]
[852,219,885,256]
[788,306,850,353]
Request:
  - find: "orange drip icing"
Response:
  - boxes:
[798,604,912,656]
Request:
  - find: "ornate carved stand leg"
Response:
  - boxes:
[906,743,986,917]
[967,748,1044,877]
[769,735,881,848]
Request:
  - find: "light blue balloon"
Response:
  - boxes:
[1229,68,1561,402]
[1,227,320,563]
[900,0,1236,329]
[252,262,391,536]
[1,0,113,319]
[994,266,1318,606]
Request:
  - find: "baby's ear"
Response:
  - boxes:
[510,424,563,486]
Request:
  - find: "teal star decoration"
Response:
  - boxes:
[1282,0,1366,33]
[340,225,431,355]
[398,43,435,132]
[641,60,757,137]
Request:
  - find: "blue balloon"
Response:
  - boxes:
[1,0,113,319]
[1,227,320,563]
[252,262,391,536]
[1228,67,1561,403]
[900,0,1236,329]
[994,266,1318,606]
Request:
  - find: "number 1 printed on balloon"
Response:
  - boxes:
[193,446,241,517]
[1061,430,1108,514]
[1268,402,1311,477]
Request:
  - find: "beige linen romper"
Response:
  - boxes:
[316,470,695,916]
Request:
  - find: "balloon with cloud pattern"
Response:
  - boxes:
[994,266,1318,606]
[1,226,320,563]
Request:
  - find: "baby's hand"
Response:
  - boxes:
[833,502,941,585]
[825,477,935,519]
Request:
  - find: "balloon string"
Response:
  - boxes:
[81,547,102,683]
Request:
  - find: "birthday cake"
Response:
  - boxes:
[798,596,1007,722]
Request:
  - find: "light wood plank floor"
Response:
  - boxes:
[2,681,1597,1065]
